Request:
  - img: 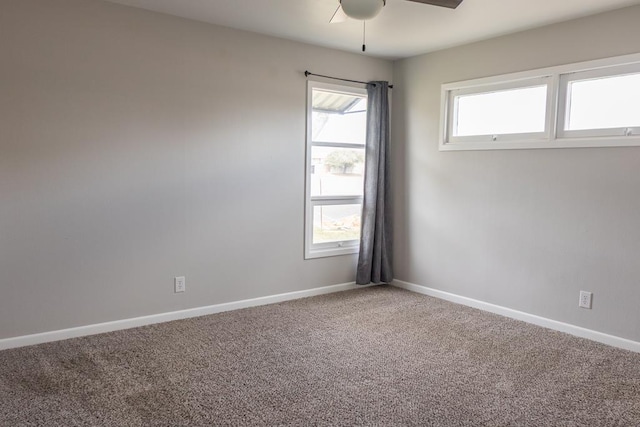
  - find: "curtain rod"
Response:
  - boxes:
[304,71,393,89]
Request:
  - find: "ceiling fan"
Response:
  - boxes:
[330,0,463,23]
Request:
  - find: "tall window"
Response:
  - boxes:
[305,81,367,259]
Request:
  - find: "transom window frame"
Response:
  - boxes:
[557,63,640,139]
[440,52,640,151]
[444,76,555,145]
[305,80,367,260]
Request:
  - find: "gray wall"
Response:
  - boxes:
[0,0,393,339]
[3,0,639,344]
[392,6,640,342]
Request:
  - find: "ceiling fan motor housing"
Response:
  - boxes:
[340,0,386,20]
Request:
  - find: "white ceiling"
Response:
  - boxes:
[104,0,640,59]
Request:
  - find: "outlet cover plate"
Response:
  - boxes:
[579,290,592,309]
[175,276,186,293]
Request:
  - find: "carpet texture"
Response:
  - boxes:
[1,285,639,426]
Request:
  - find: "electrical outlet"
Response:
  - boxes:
[579,291,592,309]
[174,276,186,293]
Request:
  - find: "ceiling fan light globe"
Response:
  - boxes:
[340,0,385,20]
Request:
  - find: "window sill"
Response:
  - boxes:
[440,135,640,152]
[305,245,359,260]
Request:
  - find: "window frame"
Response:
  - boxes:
[557,62,640,139]
[444,76,555,145]
[440,52,640,151]
[305,80,367,259]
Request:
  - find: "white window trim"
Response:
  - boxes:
[444,76,554,145]
[305,80,367,259]
[440,52,640,151]
[558,62,640,139]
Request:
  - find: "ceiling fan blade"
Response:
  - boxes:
[406,0,463,9]
[330,5,349,23]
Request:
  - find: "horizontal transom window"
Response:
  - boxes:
[447,78,551,143]
[440,53,640,151]
[559,65,640,138]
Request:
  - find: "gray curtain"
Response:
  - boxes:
[356,81,393,285]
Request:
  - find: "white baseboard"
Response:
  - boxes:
[5,280,636,354]
[0,281,370,351]
[392,280,640,353]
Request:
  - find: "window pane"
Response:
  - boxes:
[312,90,366,144]
[313,204,361,244]
[454,85,547,136]
[566,73,640,131]
[310,147,364,197]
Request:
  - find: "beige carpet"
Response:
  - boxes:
[1,285,639,426]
